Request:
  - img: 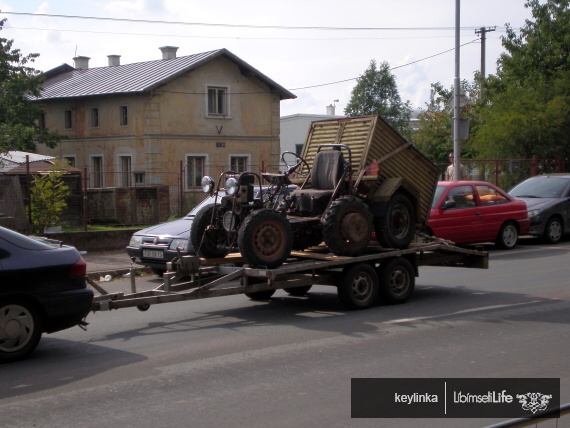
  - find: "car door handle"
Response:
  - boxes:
[475,212,481,215]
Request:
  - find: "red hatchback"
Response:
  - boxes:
[427,181,530,249]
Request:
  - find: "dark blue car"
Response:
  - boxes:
[0,226,93,362]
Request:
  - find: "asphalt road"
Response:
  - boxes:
[1,238,569,428]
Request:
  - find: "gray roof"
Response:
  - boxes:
[35,48,296,101]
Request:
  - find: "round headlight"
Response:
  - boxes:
[225,177,238,195]
[201,176,215,194]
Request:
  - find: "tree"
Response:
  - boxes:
[29,165,70,233]
[472,0,570,161]
[345,60,412,138]
[0,18,62,154]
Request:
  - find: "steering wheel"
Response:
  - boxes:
[281,151,310,177]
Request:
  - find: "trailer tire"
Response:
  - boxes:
[286,285,312,296]
[0,299,43,363]
[337,263,379,309]
[375,193,415,249]
[323,196,373,257]
[378,257,415,304]
[190,205,230,259]
[245,290,276,300]
[238,209,293,268]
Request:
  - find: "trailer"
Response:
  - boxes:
[89,241,488,312]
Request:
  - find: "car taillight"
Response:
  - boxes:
[69,257,87,277]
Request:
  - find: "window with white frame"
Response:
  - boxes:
[90,155,104,188]
[119,155,132,187]
[230,156,248,173]
[186,156,206,188]
[207,86,228,116]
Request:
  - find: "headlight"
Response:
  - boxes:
[201,176,215,194]
[225,177,238,195]
[169,238,188,251]
[527,209,540,219]
[129,235,142,248]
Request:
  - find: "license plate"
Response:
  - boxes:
[143,250,164,259]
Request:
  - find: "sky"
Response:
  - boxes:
[0,0,534,117]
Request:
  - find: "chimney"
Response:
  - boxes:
[73,56,90,70]
[107,55,121,67]
[326,104,336,116]
[159,46,178,60]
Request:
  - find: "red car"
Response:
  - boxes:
[426,181,530,249]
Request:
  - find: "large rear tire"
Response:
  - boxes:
[0,300,43,363]
[375,193,415,249]
[323,196,373,256]
[238,209,293,268]
[190,205,230,258]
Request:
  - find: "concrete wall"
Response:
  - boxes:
[45,229,139,252]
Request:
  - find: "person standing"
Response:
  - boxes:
[445,153,467,181]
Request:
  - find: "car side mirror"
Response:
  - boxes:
[441,200,456,210]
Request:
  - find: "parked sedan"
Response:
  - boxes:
[426,181,530,249]
[509,174,570,244]
[0,226,93,362]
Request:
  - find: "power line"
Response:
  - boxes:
[2,11,489,32]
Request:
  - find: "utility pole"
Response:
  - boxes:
[453,0,461,180]
[475,26,496,79]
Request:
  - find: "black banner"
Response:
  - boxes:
[352,378,560,418]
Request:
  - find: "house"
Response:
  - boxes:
[32,47,296,215]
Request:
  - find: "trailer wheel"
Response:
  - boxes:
[323,196,373,256]
[286,285,312,296]
[245,290,276,300]
[337,263,379,309]
[375,193,415,249]
[378,257,415,304]
[0,300,43,362]
[238,209,293,268]
[190,205,230,258]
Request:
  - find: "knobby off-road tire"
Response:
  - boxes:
[323,196,373,257]
[0,300,43,363]
[495,221,518,249]
[238,209,293,269]
[337,263,379,310]
[378,257,415,304]
[375,193,415,249]
[190,205,230,259]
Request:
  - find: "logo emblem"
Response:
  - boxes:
[516,392,552,413]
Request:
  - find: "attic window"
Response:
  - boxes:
[207,87,227,116]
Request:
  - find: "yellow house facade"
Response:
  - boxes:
[33,47,295,214]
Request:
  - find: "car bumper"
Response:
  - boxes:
[35,288,94,333]
[126,246,194,269]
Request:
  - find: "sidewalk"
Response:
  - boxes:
[81,249,151,280]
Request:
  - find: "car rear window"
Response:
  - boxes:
[0,227,56,250]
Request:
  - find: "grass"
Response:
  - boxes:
[63,224,151,232]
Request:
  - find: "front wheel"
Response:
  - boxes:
[0,300,43,363]
[238,209,293,268]
[495,221,518,249]
[543,217,563,244]
[337,263,379,310]
[378,257,415,304]
[190,205,230,258]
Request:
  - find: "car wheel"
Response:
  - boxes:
[323,196,373,256]
[378,257,415,304]
[496,221,518,249]
[285,285,313,296]
[543,217,563,244]
[375,193,416,249]
[0,300,43,363]
[244,290,276,300]
[190,205,230,258]
[238,209,293,268]
[337,263,379,309]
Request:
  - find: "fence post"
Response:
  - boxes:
[494,159,499,186]
[179,160,183,217]
[83,167,88,231]
[531,155,538,176]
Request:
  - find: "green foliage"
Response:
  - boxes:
[472,0,570,162]
[344,59,412,138]
[0,18,63,153]
[29,165,71,233]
